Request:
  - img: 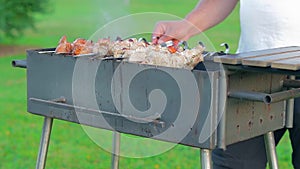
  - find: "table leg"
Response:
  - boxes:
[36,117,53,169]
[264,131,279,169]
[111,132,120,169]
[200,149,212,169]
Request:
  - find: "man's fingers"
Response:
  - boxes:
[157,35,173,44]
[151,36,160,44]
[152,20,187,44]
[152,21,171,43]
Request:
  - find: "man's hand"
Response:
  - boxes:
[152,0,238,44]
[152,20,200,44]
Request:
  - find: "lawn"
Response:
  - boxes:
[0,0,293,169]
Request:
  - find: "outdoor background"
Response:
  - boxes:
[0,0,293,168]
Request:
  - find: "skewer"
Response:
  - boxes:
[72,53,97,57]
[220,43,230,54]
[102,56,129,60]
[38,51,55,54]
[178,41,189,50]
[160,40,173,47]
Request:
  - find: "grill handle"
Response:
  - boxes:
[228,88,300,104]
[12,59,27,68]
[29,97,165,127]
[283,79,300,88]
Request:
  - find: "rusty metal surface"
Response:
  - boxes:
[225,72,286,145]
[223,64,300,76]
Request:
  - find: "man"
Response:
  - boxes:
[152,0,300,168]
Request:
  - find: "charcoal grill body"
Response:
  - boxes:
[23,46,300,169]
[27,49,219,149]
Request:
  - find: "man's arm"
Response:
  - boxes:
[152,0,239,43]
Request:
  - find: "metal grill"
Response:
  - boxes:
[13,46,300,169]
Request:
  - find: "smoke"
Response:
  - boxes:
[96,0,131,28]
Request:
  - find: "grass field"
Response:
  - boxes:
[0,0,293,168]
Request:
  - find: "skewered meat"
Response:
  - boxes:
[93,38,111,56]
[167,39,179,53]
[54,35,204,69]
[128,43,204,69]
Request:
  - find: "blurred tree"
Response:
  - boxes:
[0,0,50,38]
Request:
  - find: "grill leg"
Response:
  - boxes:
[36,117,53,169]
[200,149,212,169]
[111,132,120,169]
[286,75,295,128]
[264,131,279,169]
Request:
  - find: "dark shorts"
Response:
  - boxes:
[212,98,300,169]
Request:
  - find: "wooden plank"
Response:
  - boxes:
[213,46,300,65]
[241,51,300,67]
[271,56,300,70]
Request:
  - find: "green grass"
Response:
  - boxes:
[0,0,293,168]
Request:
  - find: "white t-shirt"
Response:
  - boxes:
[237,0,300,53]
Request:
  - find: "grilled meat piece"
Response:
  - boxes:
[93,38,111,57]
[72,38,93,55]
[55,35,73,53]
